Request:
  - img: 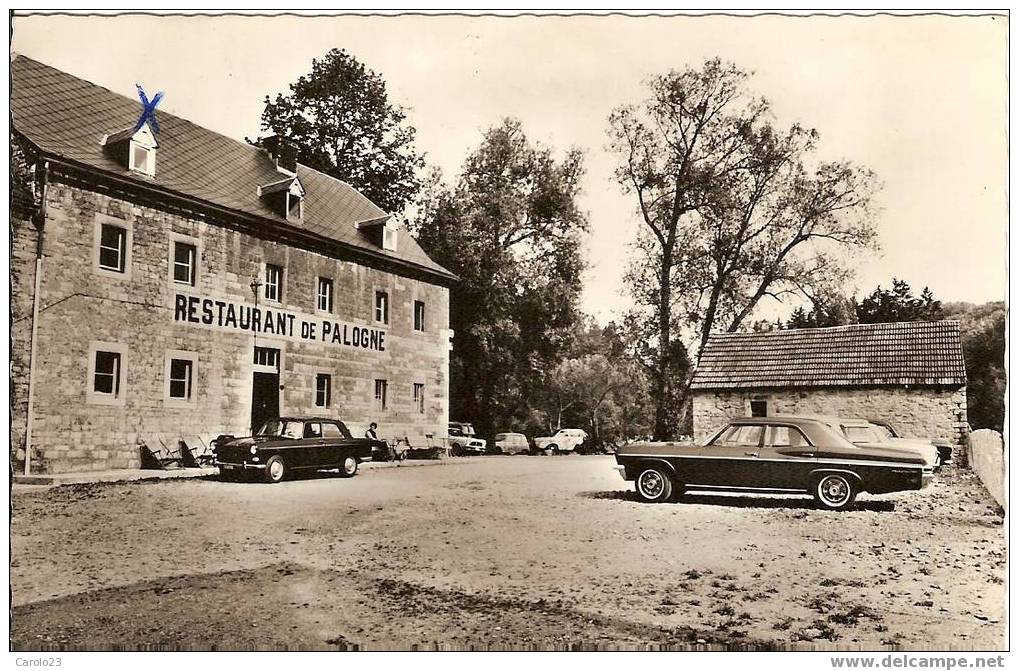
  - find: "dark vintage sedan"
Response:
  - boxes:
[214,417,383,483]
[614,416,935,510]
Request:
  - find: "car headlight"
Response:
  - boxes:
[250,446,258,455]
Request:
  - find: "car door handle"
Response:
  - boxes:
[744,452,759,458]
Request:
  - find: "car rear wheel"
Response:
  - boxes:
[340,455,358,478]
[635,465,674,503]
[813,473,857,510]
[264,456,286,484]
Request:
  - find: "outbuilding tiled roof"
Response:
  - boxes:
[10,54,454,282]
[691,321,966,390]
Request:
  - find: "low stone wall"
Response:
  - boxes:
[968,429,1005,508]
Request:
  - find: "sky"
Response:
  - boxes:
[10,12,1009,324]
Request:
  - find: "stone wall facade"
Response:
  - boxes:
[11,176,451,474]
[11,209,40,471]
[692,385,969,446]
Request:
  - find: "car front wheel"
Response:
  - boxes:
[340,455,358,478]
[264,456,286,483]
[635,465,674,503]
[813,473,857,510]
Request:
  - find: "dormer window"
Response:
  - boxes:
[287,190,303,222]
[257,175,305,223]
[382,222,398,251]
[130,142,155,176]
[356,216,398,252]
[101,123,158,177]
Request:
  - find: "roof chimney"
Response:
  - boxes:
[261,135,298,174]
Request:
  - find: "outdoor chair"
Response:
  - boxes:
[138,434,183,470]
[426,432,451,458]
[180,435,215,467]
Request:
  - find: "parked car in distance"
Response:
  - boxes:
[805,416,941,470]
[214,417,382,483]
[493,432,530,455]
[869,418,953,465]
[614,416,934,510]
[448,421,487,456]
[534,428,588,454]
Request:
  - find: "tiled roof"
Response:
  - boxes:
[11,55,454,282]
[691,321,966,390]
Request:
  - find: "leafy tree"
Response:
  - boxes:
[856,278,944,323]
[409,119,588,437]
[608,58,879,439]
[254,48,423,213]
[11,132,39,222]
[784,290,859,329]
[944,301,1006,432]
[568,354,637,446]
[547,319,657,443]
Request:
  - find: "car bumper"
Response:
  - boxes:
[215,460,266,471]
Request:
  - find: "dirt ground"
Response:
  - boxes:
[10,455,1006,651]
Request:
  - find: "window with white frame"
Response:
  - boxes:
[94,351,121,396]
[264,264,283,302]
[129,141,155,176]
[163,350,198,406]
[413,383,425,414]
[172,241,197,286]
[317,277,334,313]
[253,346,280,370]
[413,301,425,331]
[98,224,127,273]
[315,373,331,407]
[374,379,388,411]
[382,225,398,251]
[87,341,127,406]
[374,291,389,324]
[169,359,192,400]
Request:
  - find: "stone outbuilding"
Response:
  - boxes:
[11,55,456,474]
[690,321,968,446]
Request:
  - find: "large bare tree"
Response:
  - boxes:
[608,59,879,439]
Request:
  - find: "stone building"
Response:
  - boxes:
[11,55,456,474]
[690,321,968,446]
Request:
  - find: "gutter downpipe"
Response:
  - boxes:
[23,160,48,475]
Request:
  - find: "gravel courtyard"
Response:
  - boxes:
[11,455,1005,651]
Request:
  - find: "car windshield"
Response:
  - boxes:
[462,424,476,436]
[257,420,305,439]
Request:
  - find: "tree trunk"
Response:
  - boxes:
[653,245,674,440]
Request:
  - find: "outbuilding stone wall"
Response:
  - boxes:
[692,385,968,446]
